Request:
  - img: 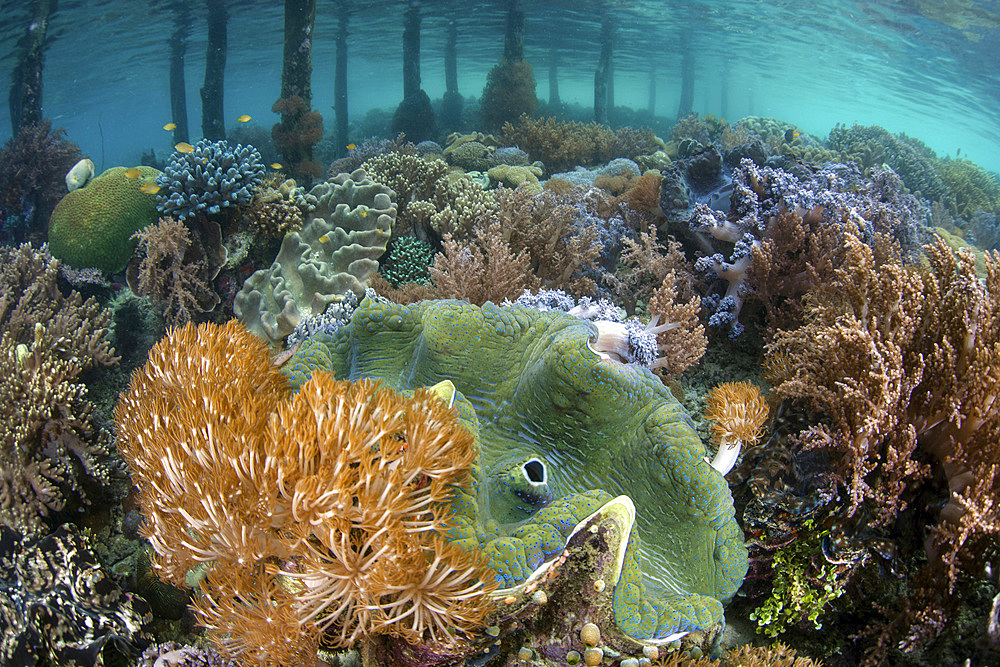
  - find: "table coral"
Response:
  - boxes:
[285,297,748,642]
[234,168,395,347]
[47,165,161,273]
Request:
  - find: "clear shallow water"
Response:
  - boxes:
[1,0,999,174]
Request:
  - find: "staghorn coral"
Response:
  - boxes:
[157,139,266,222]
[114,320,495,663]
[0,119,82,244]
[234,168,395,347]
[766,234,1000,651]
[48,166,162,273]
[0,523,150,666]
[127,216,224,326]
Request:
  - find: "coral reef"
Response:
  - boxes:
[243,175,316,239]
[285,297,748,642]
[156,139,265,222]
[0,244,119,536]
[115,320,494,663]
[935,156,1000,220]
[827,123,948,202]
[0,119,82,244]
[766,233,1000,651]
[127,216,225,326]
[361,151,497,239]
[234,168,395,346]
[502,115,658,172]
[378,236,435,287]
[47,166,162,273]
[0,523,150,665]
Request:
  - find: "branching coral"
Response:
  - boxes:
[493,185,601,296]
[127,217,224,326]
[361,151,496,240]
[114,320,495,663]
[243,176,316,239]
[646,269,707,379]
[0,244,118,536]
[501,115,656,172]
[156,139,265,222]
[766,233,1000,650]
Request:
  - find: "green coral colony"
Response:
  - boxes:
[284,297,748,639]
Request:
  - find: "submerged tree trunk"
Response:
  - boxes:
[9,0,55,134]
[440,17,463,130]
[201,0,228,140]
[334,0,349,156]
[504,0,525,61]
[548,51,560,106]
[402,0,421,98]
[677,39,694,120]
[281,0,316,102]
[594,13,613,124]
[168,0,191,145]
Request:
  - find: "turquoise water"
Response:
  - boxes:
[1,0,998,174]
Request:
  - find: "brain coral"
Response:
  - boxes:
[155,138,265,221]
[47,166,161,273]
[284,297,748,640]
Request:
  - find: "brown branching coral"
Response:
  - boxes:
[608,229,696,316]
[647,269,707,379]
[127,217,223,327]
[502,115,658,172]
[493,185,601,296]
[766,233,1000,652]
[0,243,118,535]
[244,176,310,239]
[114,320,496,664]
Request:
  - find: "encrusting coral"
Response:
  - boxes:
[114,319,496,664]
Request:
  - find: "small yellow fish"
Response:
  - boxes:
[237,114,252,123]
[793,130,800,138]
[359,209,368,217]
[270,162,283,170]
[175,142,195,154]
[318,234,330,243]
[162,122,176,131]
[346,143,356,150]
[124,167,142,179]
[139,182,161,194]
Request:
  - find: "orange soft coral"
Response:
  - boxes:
[115,320,495,664]
[703,381,769,475]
